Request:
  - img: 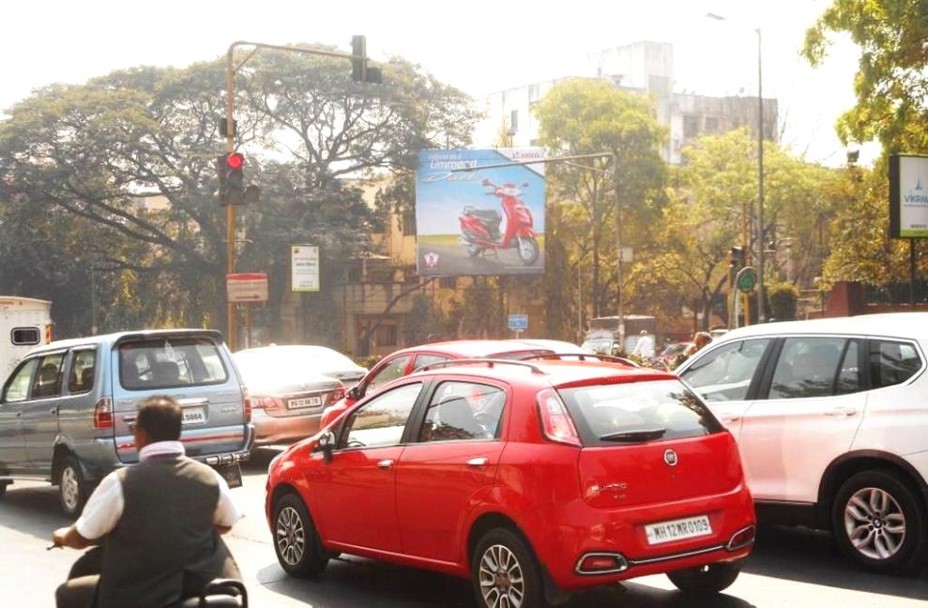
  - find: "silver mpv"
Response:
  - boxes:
[0,329,254,516]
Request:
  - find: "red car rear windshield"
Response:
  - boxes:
[557,379,724,446]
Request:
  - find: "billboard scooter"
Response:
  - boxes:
[459,179,539,265]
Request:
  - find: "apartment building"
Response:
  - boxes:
[476,40,778,163]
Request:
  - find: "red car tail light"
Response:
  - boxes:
[92,397,114,430]
[536,388,581,447]
[329,387,346,404]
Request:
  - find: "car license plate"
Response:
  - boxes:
[645,515,712,545]
[213,463,243,489]
[181,406,207,425]
[288,396,322,409]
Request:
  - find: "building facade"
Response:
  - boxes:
[476,40,778,164]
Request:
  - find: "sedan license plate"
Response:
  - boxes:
[645,515,712,545]
[181,406,207,425]
[288,396,322,409]
[213,463,243,489]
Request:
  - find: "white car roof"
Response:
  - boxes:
[716,312,928,342]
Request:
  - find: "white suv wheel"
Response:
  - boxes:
[833,470,926,573]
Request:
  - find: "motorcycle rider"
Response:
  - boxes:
[52,395,242,608]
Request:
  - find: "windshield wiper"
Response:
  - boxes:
[599,427,667,442]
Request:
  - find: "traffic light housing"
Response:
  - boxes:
[351,35,382,84]
[730,246,745,271]
[216,152,245,206]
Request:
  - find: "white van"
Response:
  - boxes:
[0,296,52,381]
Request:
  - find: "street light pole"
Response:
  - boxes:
[755,27,766,322]
[706,13,766,323]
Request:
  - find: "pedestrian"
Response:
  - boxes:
[683,331,713,359]
[630,329,655,360]
[51,395,242,608]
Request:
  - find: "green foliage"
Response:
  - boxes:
[766,280,800,321]
[0,48,479,339]
[533,78,667,319]
[804,0,928,152]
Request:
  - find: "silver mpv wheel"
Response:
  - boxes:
[58,455,87,518]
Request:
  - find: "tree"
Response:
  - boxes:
[804,0,928,152]
[0,50,480,340]
[532,78,667,325]
[646,129,843,329]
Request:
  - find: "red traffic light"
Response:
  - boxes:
[226,153,244,170]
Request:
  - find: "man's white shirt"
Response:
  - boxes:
[75,441,241,540]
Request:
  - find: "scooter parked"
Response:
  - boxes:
[459,179,539,265]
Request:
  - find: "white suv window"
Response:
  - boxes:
[680,338,771,401]
[768,337,852,399]
[870,340,921,388]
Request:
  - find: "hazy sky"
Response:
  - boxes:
[2,0,872,166]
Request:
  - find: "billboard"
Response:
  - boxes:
[415,148,546,276]
[889,154,928,238]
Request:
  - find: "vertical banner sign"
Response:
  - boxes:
[415,148,546,277]
[291,245,320,292]
[889,154,928,238]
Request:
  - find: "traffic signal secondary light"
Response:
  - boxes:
[730,246,745,270]
[351,35,382,84]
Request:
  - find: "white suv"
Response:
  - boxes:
[675,313,928,573]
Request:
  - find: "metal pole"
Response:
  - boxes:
[756,28,766,323]
[225,45,237,351]
[613,153,624,347]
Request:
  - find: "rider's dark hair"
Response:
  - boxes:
[136,395,182,442]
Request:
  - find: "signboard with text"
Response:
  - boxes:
[291,245,320,292]
[227,273,268,303]
[889,154,928,238]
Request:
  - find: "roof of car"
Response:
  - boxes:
[389,339,570,358]
[410,357,674,386]
[716,312,928,342]
[35,328,223,351]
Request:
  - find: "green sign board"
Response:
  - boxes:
[736,267,757,293]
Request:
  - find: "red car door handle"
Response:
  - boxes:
[826,407,858,417]
[377,459,394,469]
[467,457,489,467]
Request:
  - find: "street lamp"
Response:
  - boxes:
[707,13,766,322]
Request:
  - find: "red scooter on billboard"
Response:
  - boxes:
[459,179,539,265]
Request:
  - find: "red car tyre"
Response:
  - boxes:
[472,528,544,608]
[272,493,330,578]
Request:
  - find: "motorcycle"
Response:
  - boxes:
[459,178,539,266]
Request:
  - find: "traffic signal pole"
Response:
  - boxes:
[225,46,237,352]
[223,38,379,351]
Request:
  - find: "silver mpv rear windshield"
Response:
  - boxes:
[118,336,229,390]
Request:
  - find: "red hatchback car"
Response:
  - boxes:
[265,358,756,607]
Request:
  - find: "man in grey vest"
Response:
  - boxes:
[52,395,242,607]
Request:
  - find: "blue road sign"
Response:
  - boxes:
[508,314,528,331]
